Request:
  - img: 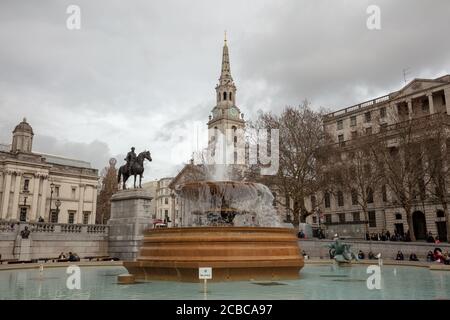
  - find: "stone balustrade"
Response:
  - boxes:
[0,221,16,232]
[0,222,109,235]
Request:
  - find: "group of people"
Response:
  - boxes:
[58,252,80,262]
[394,250,419,261]
[357,250,380,260]
[426,248,450,264]
[426,232,442,244]
[365,230,412,242]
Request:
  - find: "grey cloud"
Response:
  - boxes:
[1,0,449,180]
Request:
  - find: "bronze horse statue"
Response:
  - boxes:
[118,150,152,189]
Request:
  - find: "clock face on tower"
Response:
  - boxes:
[229,107,239,118]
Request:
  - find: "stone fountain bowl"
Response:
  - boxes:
[123,226,304,282]
[175,180,263,202]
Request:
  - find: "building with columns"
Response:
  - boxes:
[0,118,99,224]
[306,75,450,240]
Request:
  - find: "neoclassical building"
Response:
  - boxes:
[306,75,450,240]
[0,119,99,224]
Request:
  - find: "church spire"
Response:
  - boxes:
[219,32,233,85]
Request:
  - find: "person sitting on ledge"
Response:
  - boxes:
[58,252,66,259]
[426,232,435,243]
[297,230,305,239]
[435,236,441,244]
[38,216,44,223]
[426,251,435,262]
[434,248,445,263]
[409,253,419,261]
[67,252,75,261]
[302,250,309,260]
[396,251,404,261]
[358,250,365,260]
[404,231,411,242]
[368,251,375,260]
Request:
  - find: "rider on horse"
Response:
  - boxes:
[125,147,137,176]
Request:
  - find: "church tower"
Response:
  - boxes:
[207,34,245,164]
[11,118,34,153]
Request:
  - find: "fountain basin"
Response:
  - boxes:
[123,227,304,282]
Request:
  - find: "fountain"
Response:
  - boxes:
[122,179,304,282]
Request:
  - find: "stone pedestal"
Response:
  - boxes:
[108,189,153,261]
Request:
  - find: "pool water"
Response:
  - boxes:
[0,265,448,300]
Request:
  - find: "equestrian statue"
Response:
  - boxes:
[118,147,152,189]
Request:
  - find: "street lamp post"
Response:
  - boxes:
[55,199,61,223]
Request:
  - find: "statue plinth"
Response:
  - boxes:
[108,189,153,261]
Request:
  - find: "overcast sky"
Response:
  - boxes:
[1,0,449,181]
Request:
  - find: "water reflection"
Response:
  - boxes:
[0,265,448,300]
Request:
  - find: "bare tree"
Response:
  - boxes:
[373,115,433,241]
[425,115,450,242]
[250,101,329,225]
[96,163,118,224]
[328,135,384,235]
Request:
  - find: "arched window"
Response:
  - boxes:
[231,126,237,132]
[223,92,227,100]
[229,92,232,100]
[395,213,402,220]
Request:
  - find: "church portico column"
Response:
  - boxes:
[1,171,13,220]
[30,173,41,222]
[10,171,22,220]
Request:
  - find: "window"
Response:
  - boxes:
[165,197,169,205]
[437,210,445,218]
[337,191,344,207]
[311,195,316,209]
[71,187,76,199]
[365,112,371,122]
[229,92,232,100]
[395,213,402,220]
[325,214,332,224]
[352,212,360,222]
[338,213,346,223]
[382,185,387,202]
[337,120,343,130]
[23,179,30,192]
[367,188,374,203]
[68,211,75,224]
[51,210,58,223]
[55,186,60,197]
[365,127,372,135]
[368,211,376,227]
[83,212,90,224]
[350,116,357,127]
[351,131,358,139]
[223,92,227,100]
[351,189,358,205]
[324,192,331,208]
[380,107,386,118]
[380,123,387,132]
[312,216,317,223]
[338,134,345,147]
[422,99,429,112]
[19,207,27,222]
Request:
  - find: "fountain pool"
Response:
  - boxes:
[0,265,449,300]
